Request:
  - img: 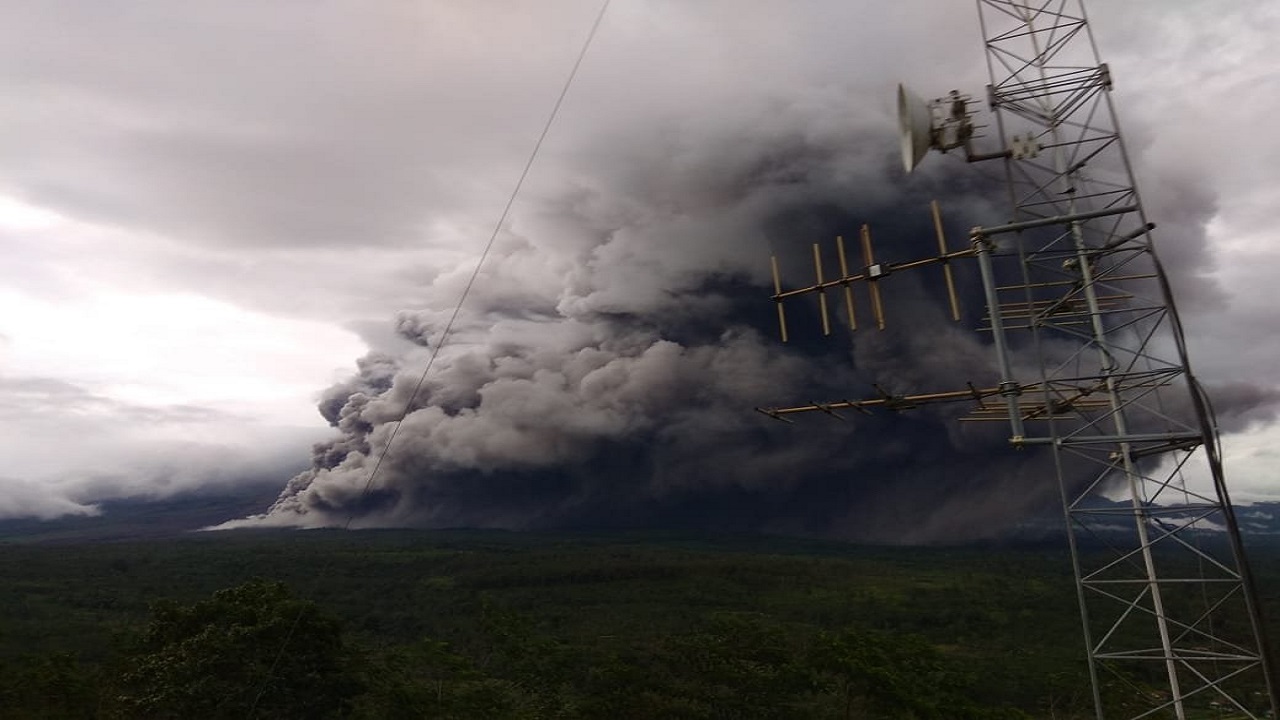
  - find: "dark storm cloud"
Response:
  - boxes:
[0,2,1273,533]
[1197,382,1280,433]
[215,3,1280,543]
[226,110,1101,541]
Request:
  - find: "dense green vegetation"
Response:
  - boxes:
[1,529,1278,718]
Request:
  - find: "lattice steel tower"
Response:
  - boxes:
[760,2,1278,717]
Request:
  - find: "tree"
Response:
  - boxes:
[0,653,99,719]
[111,578,361,719]
[811,628,1026,720]
[579,612,820,719]
[354,638,544,720]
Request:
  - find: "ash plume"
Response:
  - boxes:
[228,103,1268,544]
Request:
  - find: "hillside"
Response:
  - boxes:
[3,528,1280,717]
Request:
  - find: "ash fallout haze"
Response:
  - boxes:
[0,1,1277,542]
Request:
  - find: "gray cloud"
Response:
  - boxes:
[221,111,1077,540]
[0,2,1275,536]
[0,376,238,425]
[0,0,987,322]
[226,3,1280,542]
[0,374,313,519]
[0,476,98,520]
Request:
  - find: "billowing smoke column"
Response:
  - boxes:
[234,113,1273,544]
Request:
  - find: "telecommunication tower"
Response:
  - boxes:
[760,2,1278,717]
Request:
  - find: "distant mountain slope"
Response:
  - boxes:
[4,491,1280,545]
[0,487,281,543]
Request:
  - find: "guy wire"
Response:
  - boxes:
[246,2,612,715]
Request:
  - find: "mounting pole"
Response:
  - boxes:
[971,230,1024,442]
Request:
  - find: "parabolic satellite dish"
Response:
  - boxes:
[897,83,933,173]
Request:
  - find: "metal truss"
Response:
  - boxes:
[975,1,1276,716]
[760,1,1278,717]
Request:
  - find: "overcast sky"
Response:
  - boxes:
[0,1,1277,536]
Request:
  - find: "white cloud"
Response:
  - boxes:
[0,193,365,516]
[1212,422,1280,505]
[1,286,362,415]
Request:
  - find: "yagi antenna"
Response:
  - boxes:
[767,202,971,342]
[859,224,886,330]
[835,235,856,330]
[931,200,961,321]
[769,255,788,343]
